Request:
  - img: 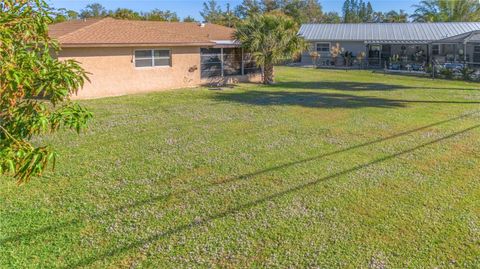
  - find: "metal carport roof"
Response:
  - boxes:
[299,23,480,43]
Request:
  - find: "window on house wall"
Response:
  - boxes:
[316,43,330,53]
[134,49,171,68]
[432,44,440,55]
[200,48,222,78]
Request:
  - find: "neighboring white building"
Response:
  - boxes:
[299,23,480,69]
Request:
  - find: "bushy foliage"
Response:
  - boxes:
[0,0,92,184]
[234,13,306,84]
[411,0,480,22]
[460,66,475,81]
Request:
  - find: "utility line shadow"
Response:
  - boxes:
[67,123,480,268]
[392,99,480,104]
[1,111,478,246]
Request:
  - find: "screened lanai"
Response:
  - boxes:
[431,30,480,68]
[200,47,261,79]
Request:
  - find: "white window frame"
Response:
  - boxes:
[133,49,171,68]
[315,42,331,53]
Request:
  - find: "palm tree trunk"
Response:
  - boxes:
[263,62,274,84]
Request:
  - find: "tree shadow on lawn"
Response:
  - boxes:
[270,81,480,92]
[66,123,480,268]
[211,90,480,109]
[2,112,479,263]
[214,91,407,109]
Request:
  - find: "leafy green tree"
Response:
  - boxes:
[303,0,323,23]
[1,0,92,184]
[342,0,353,22]
[365,2,374,21]
[235,0,262,18]
[261,0,281,12]
[200,0,224,23]
[143,9,179,21]
[383,10,409,22]
[342,0,375,23]
[411,0,480,22]
[111,8,140,20]
[221,3,240,27]
[53,8,78,23]
[183,15,197,22]
[283,0,323,24]
[80,2,108,18]
[201,1,239,26]
[234,13,306,84]
[371,11,385,22]
[321,11,342,23]
[235,0,322,23]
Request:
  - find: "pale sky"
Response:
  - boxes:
[47,0,420,20]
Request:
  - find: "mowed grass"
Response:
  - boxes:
[1,67,480,268]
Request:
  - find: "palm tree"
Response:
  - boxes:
[411,0,480,22]
[234,13,306,84]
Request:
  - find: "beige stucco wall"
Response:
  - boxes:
[58,46,260,99]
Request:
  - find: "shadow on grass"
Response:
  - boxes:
[211,90,480,108]
[1,112,478,249]
[270,81,480,92]
[213,91,407,109]
[65,123,480,268]
[271,81,416,91]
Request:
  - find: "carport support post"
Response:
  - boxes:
[454,44,457,62]
[429,44,434,80]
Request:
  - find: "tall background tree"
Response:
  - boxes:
[235,13,306,84]
[142,9,180,21]
[53,8,78,22]
[321,11,342,23]
[79,2,108,18]
[262,0,281,12]
[183,15,197,22]
[411,0,480,22]
[383,10,408,22]
[200,0,225,24]
[282,0,323,24]
[235,0,262,18]
[1,0,92,184]
[111,8,140,20]
[342,0,373,22]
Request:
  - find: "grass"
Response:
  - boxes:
[1,66,480,268]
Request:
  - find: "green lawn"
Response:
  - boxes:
[1,67,480,268]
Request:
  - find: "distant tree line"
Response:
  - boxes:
[53,3,196,23]
[53,0,480,26]
[199,0,479,25]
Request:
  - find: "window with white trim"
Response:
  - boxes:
[134,49,171,67]
[316,43,330,53]
[432,44,440,55]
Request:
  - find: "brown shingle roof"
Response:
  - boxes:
[49,18,236,47]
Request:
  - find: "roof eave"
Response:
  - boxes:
[59,42,219,48]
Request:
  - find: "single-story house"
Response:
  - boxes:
[299,22,480,70]
[49,18,260,99]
